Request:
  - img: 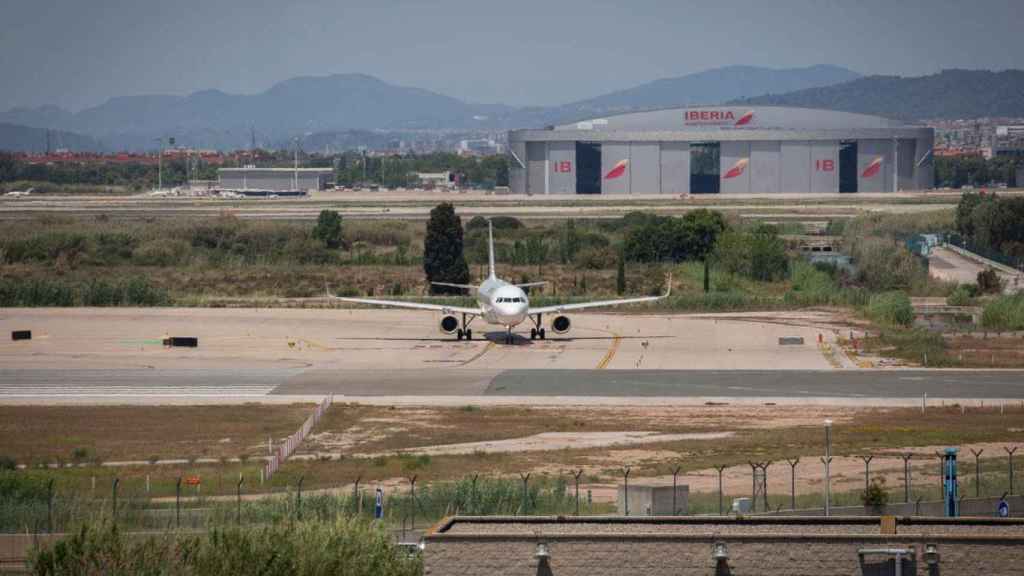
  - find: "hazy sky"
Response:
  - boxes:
[2,0,1022,112]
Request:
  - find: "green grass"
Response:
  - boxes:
[981,293,1024,331]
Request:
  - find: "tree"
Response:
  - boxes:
[312,210,343,249]
[423,203,470,294]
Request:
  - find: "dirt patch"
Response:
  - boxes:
[370,431,733,457]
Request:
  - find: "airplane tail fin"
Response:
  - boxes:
[487,219,496,279]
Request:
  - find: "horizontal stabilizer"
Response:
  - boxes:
[514,282,548,288]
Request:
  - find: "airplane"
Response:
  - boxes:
[328,220,671,344]
[4,187,33,197]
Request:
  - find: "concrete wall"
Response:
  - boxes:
[426,517,1024,576]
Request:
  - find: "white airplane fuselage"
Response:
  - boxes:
[477,276,529,327]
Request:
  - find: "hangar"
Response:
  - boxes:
[507,106,934,195]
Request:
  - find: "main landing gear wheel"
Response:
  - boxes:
[456,329,464,341]
[465,329,472,340]
[530,328,537,340]
[539,328,546,340]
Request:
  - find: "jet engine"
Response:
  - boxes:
[551,315,571,334]
[440,315,459,334]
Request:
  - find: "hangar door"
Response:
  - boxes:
[575,142,601,194]
[690,143,720,194]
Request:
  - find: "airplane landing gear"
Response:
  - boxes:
[456,328,474,341]
[505,326,514,345]
[529,314,546,340]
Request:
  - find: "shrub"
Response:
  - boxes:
[623,210,727,263]
[861,478,890,510]
[946,284,976,306]
[133,238,189,266]
[466,215,522,230]
[980,294,1024,331]
[713,229,788,282]
[977,268,1003,294]
[29,520,422,576]
[312,210,344,249]
[866,291,915,327]
[0,456,15,471]
[849,237,926,291]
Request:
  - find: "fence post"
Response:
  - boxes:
[470,473,479,514]
[353,475,362,515]
[572,470,583,516]
[297,475,304,521]
[901,454,913,503]
[622,466,632,516]
[175,477,182,528]
[971,449,984,497]
[408,475,417,530]
[860,455,874,493]
[936,451,945,499]
[786,459,800,510]
[761,462,772,512]
[519,473,531,515]
[671,465,682,515]
[714,465,727,515]
[236,475,244,525]
[112,478,120,525]
[821,456,833,516]
[47,479,54,533]
[1007,447,1018,495]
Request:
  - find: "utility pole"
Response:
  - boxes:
[823,419,833,516]
[155,137,163,191]
[293,137,299,191]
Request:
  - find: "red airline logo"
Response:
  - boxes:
[553,161,572,173]
[862,157,883,178]
[723,158,749,179]
[605,159,628,180]
[734,110,754,126]
[684,109,754,126]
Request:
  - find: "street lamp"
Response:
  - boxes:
[824,419,833,517]
[154,137,163,191]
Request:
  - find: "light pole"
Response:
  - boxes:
[824,419,833,516]
[293,137,300,192]
[155,137,163,191]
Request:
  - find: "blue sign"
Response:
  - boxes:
[374,487,384,519]
[998,499,1009,518]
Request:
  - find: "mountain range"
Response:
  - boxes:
[733,69,1024,120]
[0,65,859,151]
[2,66,1024,152]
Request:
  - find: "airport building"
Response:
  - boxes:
[217,167,333,196]
[507,106,934,195]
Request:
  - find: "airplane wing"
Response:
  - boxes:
[514,281,548,288]
[430,282,478,291]
[330,295,482,315]
[528,275,671,315]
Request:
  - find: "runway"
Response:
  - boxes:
[2,307,1023,405]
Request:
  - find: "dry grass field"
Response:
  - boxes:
[0,404,313,464]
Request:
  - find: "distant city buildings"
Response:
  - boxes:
[930,117,1024,159]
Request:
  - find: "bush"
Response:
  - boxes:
[623,210,727,263]
[29,520,422,576]
[0,277,168,307]
[947,284,977,306]
[977,268,1003,294]
[980,294,1024,331]
[466,215,522,230]
[849,237,926,291]
[0,456,15,471]
[133,238,189,266]
[866,291,915,327]
[312,210,344,249]
[861,478,890,510]
[713,228,788,282]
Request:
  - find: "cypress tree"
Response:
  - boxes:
[423,203,470,294]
